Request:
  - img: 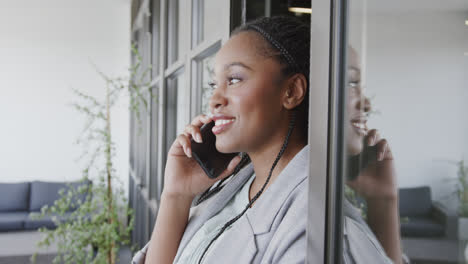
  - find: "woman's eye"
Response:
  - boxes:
[348,81,360,88]
[208,82,218,89]
[228,77,241,85]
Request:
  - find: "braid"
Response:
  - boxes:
[198,112,296,264]
[247,25,300,72]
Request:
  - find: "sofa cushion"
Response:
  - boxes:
[0,212,28,231]
[24,212,74,230]
[0,182,30,212]
[29,180,90,212]
[401,216,445,237]
[399,186,432,217]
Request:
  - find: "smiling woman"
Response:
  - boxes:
[132,16,310,264]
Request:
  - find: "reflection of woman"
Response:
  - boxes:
[133,16,310,263]
[344,48,404,264]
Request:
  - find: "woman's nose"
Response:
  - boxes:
[356,96,371,113]
[209,86,228,113]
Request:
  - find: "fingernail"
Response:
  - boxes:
[196,133,202,143]
[372,135,377,146]
[187,148,192,158]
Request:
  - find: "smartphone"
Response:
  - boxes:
[190,122,239,179]
[347,144,378,181]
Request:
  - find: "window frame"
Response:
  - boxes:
[129,0,231,248]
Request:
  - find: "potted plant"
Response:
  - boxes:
[32,45,152,264]
[456,160,468,240]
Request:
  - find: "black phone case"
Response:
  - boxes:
[190,122,239,179]
[347,144,378,181]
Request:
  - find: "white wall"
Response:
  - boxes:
[351,9,468,208]
[0,0,131,194]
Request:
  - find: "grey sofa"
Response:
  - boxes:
[399,186,457,239]
[0,180,90,232]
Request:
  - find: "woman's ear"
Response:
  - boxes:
[282,73,307,110]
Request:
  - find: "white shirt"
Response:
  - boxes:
[176,174,255,264]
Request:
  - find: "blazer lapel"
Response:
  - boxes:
[246,145,309,235]
[174,164,254,262]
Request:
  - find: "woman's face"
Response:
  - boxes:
[209,32,288,153]
[346,48,371,155]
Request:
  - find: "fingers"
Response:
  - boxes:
[366,129,393,161]
[175,134,192,158]
[183,114,213,143]
[366,129,380,146]
[184,125,202,143]
[374,138,394,161]
[173,114,213,158]
[191,114,212,127]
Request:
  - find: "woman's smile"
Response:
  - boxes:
[212,115,236,135]
[350,115,368,136]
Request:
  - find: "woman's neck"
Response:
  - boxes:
[247,131,306,197]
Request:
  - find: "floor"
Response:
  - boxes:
[0,231,132,264]
[402,237,466,264]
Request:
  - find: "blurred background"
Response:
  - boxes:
[0,0,467,264]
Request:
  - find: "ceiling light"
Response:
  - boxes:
[465,20,468,26]
[288,7,312,14]
[288,0,311,14]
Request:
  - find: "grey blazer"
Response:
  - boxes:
[133,145,310,264]
[132,145,393,263]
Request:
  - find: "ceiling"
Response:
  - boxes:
[350,0,468,14]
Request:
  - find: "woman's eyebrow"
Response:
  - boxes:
[348,66,361,75]
[224,62,253,71]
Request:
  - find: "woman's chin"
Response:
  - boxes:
[215,141,239,154]
[347,141,364,156]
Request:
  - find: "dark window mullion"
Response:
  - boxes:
[325,0,349,263]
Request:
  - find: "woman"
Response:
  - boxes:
[342,48,404,264]
[134,15,309,264]
[132,16,402,264]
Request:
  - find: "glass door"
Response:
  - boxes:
[311,0,468,263]
[345,1,468,263]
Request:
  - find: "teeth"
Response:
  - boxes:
[215,119,235,126]
[352,122,366,129]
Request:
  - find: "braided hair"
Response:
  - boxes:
[197,16,310,263]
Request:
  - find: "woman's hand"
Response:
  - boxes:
[346,129,403,264]
[346,129,397,201]
[163,114,241,200]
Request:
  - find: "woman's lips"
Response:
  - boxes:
[212,118,235,135]
[350,119,367,136]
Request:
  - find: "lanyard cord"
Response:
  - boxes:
[197,112,296,264]
[195,153,251,206]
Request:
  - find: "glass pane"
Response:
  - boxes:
[164,71,186,171]
[192,0,225,46]
[199,53,216,115]
[343,0,468,263]
[176,73,188,134]
[151,0,160,78]
[136,93,148,187]
[149,85,158,200]
[130,110,136,170]
[167,0,188,65]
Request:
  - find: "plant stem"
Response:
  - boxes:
[105,83,115,264]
